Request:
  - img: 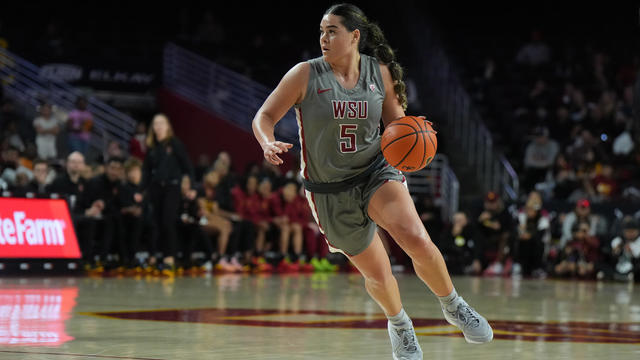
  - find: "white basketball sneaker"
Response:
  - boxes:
[388,320,423,360]
[442,297,493,344]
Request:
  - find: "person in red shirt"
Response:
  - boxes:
[129,121,147,160]
[266,181,305,272]
[231,175,273,272]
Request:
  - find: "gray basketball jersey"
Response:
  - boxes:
[294,54,385,183]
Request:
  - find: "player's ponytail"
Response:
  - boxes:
[325,3,408,110]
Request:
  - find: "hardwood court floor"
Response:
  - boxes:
[1,273,639,359]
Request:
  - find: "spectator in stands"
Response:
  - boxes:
[550,153,580,201]
[440,212,482,276]
[33,102,60,160]
[198,170,237,272]
[178,175,212,270]
[233,174,273,272]
[590,163,619,201]
[105,140,125,160]
[119,157,146,268]
[1,145,32,187]
[271,180,314,272]
[194,154,211,182]
[209,152,255,267]
[128,121,147,160]
[560,199,608,248]
[554,220,600,278]
[522,126,559,192]
[48,151,86,211]
[142,113,195,276]
[476,191,514,276]
[599,217,640,282]
[11,158,50,198]
[515,29,551,68]
[569,89,588,122]
[2,120,25,153]
[48,152,95,267]
[82,156,126,270]
[67,96,93,155]
[511,191,550,277]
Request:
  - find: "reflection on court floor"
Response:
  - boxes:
[0,274,639,360]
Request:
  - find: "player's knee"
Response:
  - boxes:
[364,270,395,288]
[404,235,438,263]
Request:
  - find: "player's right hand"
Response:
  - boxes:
[262,141,293,165]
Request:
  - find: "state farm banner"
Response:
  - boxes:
[0,198,81,259]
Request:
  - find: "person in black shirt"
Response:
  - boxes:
[141,114,195,275]
[119,157,148,269]
[81,156,126,270]
[48,152,86,209]
[475,191,515,275]
[440,212,482,275]
[11,158,50,198]
[47,151,98,267]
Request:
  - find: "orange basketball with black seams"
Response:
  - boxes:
[381,116,437,172]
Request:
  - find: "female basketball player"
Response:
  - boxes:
[252,4,492,358]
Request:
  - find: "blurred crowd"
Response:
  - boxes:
[467,29,639,205]
[438,190,640,282]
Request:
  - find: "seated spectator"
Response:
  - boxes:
[48,152,94,266]
[440,212,482,276]
[511,191,550,278]
[1,146,32,187]
[208,154,258,267]
[233,174,273,272]
[550,153,580,201]
[128,121,147,160]
[599,217,640,282]
[197,170,239,272]
[476,191,515,276]
[178,175,212,270]
[33,102,60,160]
[522,126,559,192]
[270,180,314,272]
[554,220,600,278]
[67,96,93,155]
[105,140,125,160]
[80,157,126,270]
[560,199,608,248]
[590,163,619,201]
[2,120,25,153]
[118,157,147,268]
[11,158,50,198]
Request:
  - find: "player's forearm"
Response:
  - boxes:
[252,111,277,147]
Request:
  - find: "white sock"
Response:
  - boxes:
[387,308,411,328]
[438,288,460,311]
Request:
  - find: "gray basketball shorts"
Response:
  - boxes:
[304,163,405,256]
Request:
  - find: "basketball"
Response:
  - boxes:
[381,116,437,172]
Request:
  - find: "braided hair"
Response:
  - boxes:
[325,3,408,110]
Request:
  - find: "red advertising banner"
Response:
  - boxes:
[0,287,78,346]
[0,198,81,259]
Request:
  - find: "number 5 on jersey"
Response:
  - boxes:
[339,124,358,153]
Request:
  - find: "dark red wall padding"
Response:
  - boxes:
[157,88,293,176]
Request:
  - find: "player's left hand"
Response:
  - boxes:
[262,141,293,165]
[416,116,434,128]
